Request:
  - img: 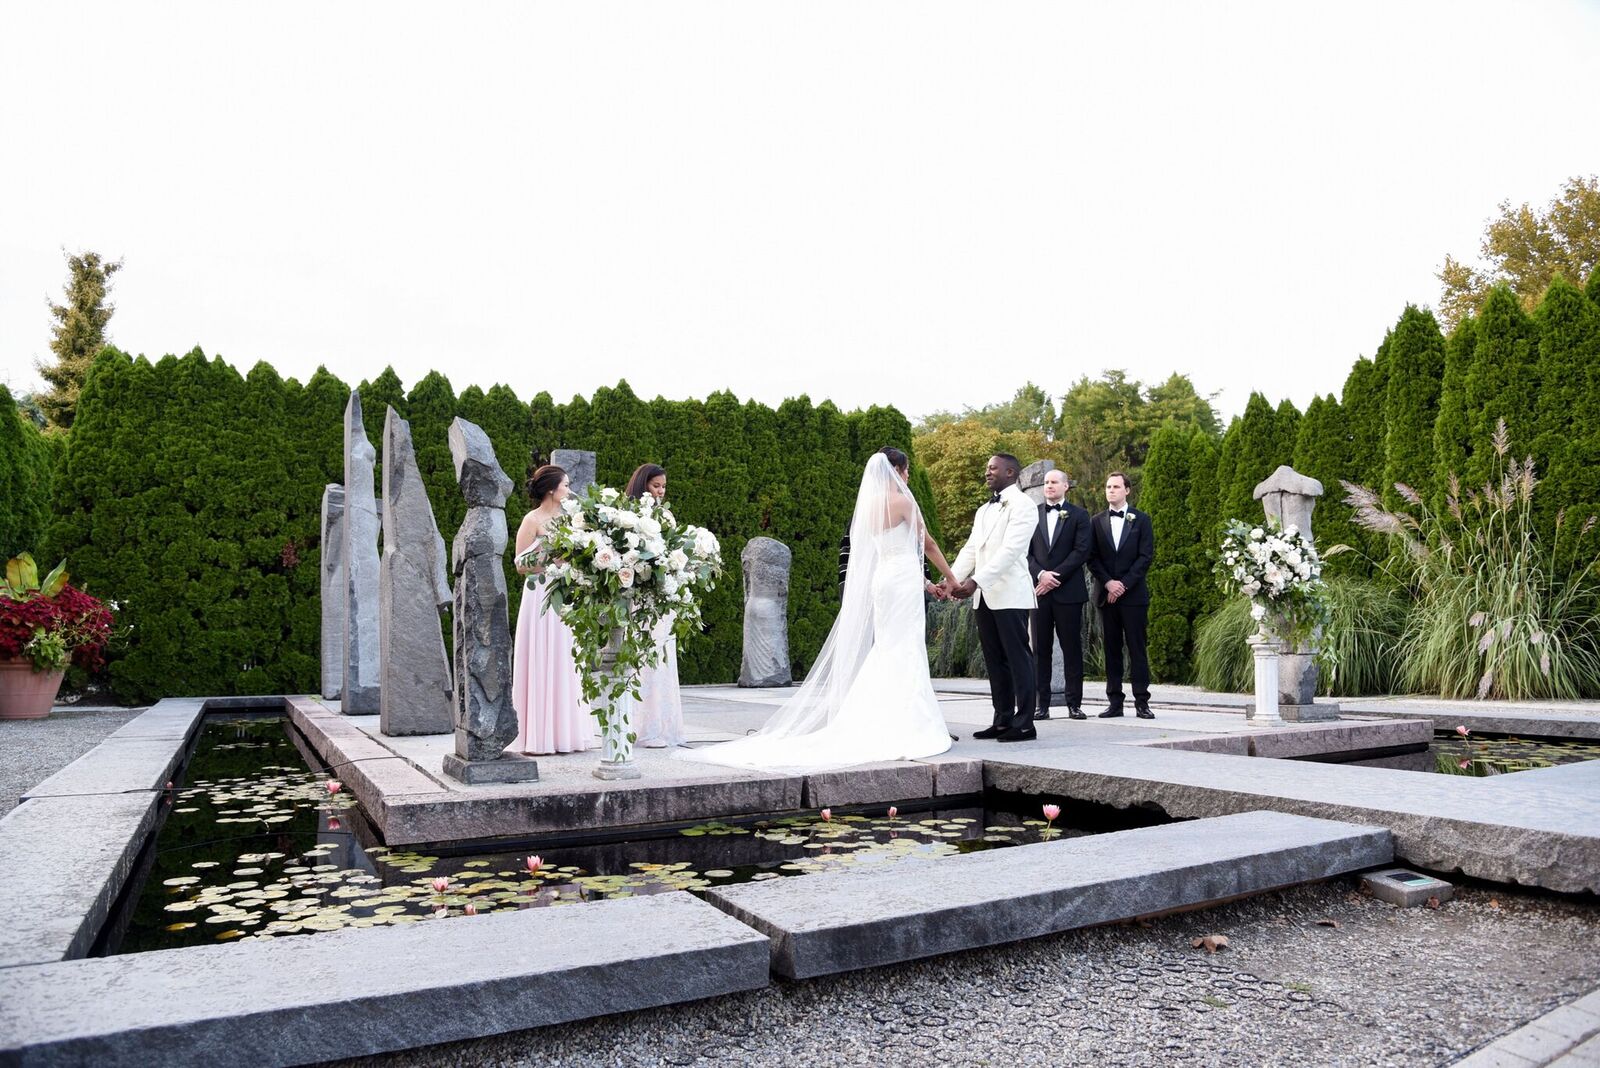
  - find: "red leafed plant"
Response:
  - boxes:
[0,554,115,673]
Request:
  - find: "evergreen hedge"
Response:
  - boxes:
[0,385,61,558]
[45,349,933,702]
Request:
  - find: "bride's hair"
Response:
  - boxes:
[527,464,566,504]
[879,446,908,474]
[625,463,666,499]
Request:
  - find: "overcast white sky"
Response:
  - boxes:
[3,2,1597,425]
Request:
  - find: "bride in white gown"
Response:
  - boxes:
[681,449,958,771]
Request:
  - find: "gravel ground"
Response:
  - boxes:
[334,879,1600,1068]
[0,705,143,812]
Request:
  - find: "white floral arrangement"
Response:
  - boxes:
[1214,517,1330,646]
[522,484,721,736]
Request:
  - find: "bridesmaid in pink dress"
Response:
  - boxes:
[511,465,595,755]
[626,463,686,748]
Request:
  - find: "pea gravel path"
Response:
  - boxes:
[332,879,1600,1068]
[0,705,142,813]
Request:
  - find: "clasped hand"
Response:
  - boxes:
[928,577,976,601]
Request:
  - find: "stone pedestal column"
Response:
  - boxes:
[592,628,641,780]
[1251,465,1334,721]
[1248,633,1284,725]
[341,393,383,714]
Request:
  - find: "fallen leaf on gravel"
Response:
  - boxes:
[1315,919,1341,928]
[1192,934,1230,953]
[1426,897,1441,909]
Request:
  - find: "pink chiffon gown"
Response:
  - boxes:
[512,573,595,755]
[633,614,685,748]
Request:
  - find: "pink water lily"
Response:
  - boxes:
[820,808,832,822]
[431,876,450,894]
[464,903,478,916]
[433,907,448,919]
[327,816,342,832]
[887,806,898,819]
[1455,725,1470,738]
[1042,803,1061,822]
[326,780,343,795]
[525,855,544,874]
[1459,759,1471,770]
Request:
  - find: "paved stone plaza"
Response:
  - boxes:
[1,685,1597,1066]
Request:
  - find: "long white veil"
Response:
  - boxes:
[680,452,924,767]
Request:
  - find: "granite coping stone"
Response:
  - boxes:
[20,737,191,800]
[704,810,1392,979]
[983,744,1600,893]
[801,761,932,808]
[0,892,770,1068]
[0,793,159,969]
[1339,701,1600,741]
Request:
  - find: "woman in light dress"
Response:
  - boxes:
[682,448,956,771]
[626,463,685,748]
[511,464,595,755]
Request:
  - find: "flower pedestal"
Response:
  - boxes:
[591,629,641,781]
[0,659,65,720]
[1247,632,1285,726]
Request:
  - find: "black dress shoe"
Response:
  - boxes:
[1032,709,1051,721]
[996,727,1037,742]
[1067,706,1087,720]
[972,725,1006,739]
[1135,703,1155,719]
[1098,708,1124,718]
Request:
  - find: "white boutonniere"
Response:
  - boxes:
[1125,511,1136,524]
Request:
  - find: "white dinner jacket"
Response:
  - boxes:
[951,483,1038,611]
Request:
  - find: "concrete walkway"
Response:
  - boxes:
[1454,987,1600,1066]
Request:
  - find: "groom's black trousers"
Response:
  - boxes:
[975,601,1036,730]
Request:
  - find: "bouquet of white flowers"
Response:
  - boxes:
[524,484,721,754]
[1214,517,1330,646]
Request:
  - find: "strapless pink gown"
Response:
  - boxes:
[512,575,595,755]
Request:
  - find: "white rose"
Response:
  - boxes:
[634,561,652,581]
[622,549,640,566]
[624,531,641,549]
[644,537,666,557]
[601,487,619,502]
[667,548,689,571]
[1250,603,1268,621]
[662,575,679,597]
[694,528,719,556]
[1250,527,1265,541]
[594,545,619,571]
[662,508,676,525]
[617,565,635,589]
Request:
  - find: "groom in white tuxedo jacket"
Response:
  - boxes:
[946,453,1039,742]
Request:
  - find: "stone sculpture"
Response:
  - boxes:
[341,393,382,714]
[551,448,596,497]
[319,484,345,701]
[442,418,539,784]
[1251,464,1334,721]
[1018,459,1058,507]
[739,537,793,687]
[378,405,454,736]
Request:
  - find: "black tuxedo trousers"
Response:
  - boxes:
[1101,600,1150,705]
[975,602,1035,730]
[1032,599,1083,710]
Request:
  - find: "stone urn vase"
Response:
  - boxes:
[591,626,640,781]
[0,658,65,720]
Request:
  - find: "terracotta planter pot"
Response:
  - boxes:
[0,658,65,720]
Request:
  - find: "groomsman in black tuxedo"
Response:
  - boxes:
[1028,470,1091,720]
[1088,471,1155,719]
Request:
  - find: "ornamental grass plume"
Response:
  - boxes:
[1338,420,1600,701]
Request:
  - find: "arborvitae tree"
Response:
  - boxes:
[1432,315,1478,507]
[678,391,754,683]
[1381,305,1448,508]
[1213,416,1241,526]
[1141,423,1197,681]
[528,391,559,466]
[773,397,838,675]
[1531,276,1600,525]
[1342,335,1391,491]
[741,399,786,537]
[402,371,464,543]
[1464,286,1540,487]
[1186,428,1222,608]
[35,251,122,428]
[1273,398,1302,465]
[0,386,59,557]
[586,381,657,488]
[1218,393,1286,522]
[286,365,351,679]
[1292,394,1365,575]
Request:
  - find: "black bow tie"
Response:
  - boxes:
[1045,503,1065,512]
[988,492,1002,504]
[1108,509,1126,518]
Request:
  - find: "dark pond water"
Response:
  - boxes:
[108,717,1164,955]
[1343,731,1600,775]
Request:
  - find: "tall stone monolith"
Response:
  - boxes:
[442,418,538,784]
[739,537,793,687]
[378,405,454,735]
[551,448,596,497]
[341,393,382,714]
[319,483,345,701]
